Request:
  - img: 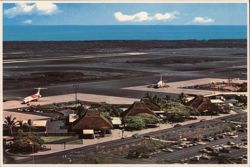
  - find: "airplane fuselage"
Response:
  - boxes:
[22,94,41,104]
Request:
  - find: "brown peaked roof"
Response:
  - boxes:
[121,101,156,118]
[72,109,113,130]
[187,96,203,108]
[141,98,161,111]
[187,96,221,113]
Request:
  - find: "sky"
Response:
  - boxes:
[3,3,248,26]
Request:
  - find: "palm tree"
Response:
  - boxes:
[17,120,24,129]
[17,120,29,132]
[144,92,152,99]
[178,92,186,104]
[27,119,32,132]
[4,115,17,136]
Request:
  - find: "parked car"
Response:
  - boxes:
[205,146,215,152]
[132,133,140,139]
[143,135,152,139]
[205,137,214,142]
[227,141,236,145]
[172,145,183,150]
[190,155,201,161]
[230,135,238,139]
[241,138,247,142]
[162,148,174,152]
[201,154,212,160]
[220,147,231,153]
[174,124,182,128]
[231,145,241,149]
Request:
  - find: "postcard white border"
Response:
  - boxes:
[0,0,249,167]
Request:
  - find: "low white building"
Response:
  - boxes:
[110,117,122,128]
[210,99,224,104]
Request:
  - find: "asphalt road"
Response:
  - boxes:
[151,132,246,163]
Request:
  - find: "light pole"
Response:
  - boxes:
[29,141,35,164]
[73,84,79,105]
[121,128,125,139]
[32,144,34,164]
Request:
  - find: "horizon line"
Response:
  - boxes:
[4,39,247,42]
[3,24,247,26]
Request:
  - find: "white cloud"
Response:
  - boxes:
[114,12,152,22]
[114,11,178,22]
[192,16,214,24]
[154,13,176,21]
[4,3,61,18]
[23,19,32,24]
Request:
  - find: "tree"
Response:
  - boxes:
[27,119,32,132]
[4,115,17,136]
[99,103,123,117]
[16,120,31,132]
[101,112,111,119]
[235,95,247,106]
[161,99,199,122]
[143,92,152,99]
[111,105,123,117]
[17,120,29,132]
[163,95,170,101]
[17,120,24,129]
[152,95,162,105]
[76,104,86,117]
[10,131,44,154]
[178,93,187,104]
[124,116,145,130]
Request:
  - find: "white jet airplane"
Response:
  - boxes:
[147,74,169,89]
[22,88,46,104]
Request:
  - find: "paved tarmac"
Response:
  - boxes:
[3,93,139,110]
[123,78,247,96]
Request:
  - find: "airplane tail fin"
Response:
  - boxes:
[34,88,47,95]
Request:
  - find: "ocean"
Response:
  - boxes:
[3,25,247,41]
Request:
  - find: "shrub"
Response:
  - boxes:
[165,113,186,122]
[124,116,145,130]
[137,113,159,125]
[9,130,44,154]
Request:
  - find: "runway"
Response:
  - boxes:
[3,41,247,100]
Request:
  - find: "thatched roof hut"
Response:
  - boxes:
[187,96,222,114]
[238,82,247,92]
[72,109,113,130]
[141,98,161,111]
[121,101,156,118]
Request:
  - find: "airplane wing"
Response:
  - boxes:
[23,96,34,103]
